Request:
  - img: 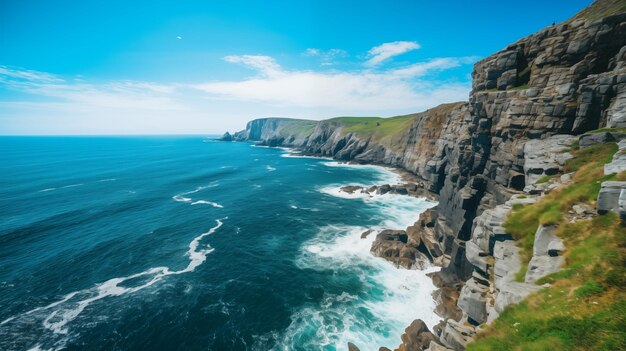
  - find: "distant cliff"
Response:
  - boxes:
[227,0,626,349]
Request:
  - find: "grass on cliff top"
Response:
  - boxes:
[330,102,462,151]
[503,142,618,269]
[570,0,626,21]
[585,127,626,134]
[469,141,626,350]
[275,119,318,138]
[331,115,417,138]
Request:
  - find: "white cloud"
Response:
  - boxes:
[224,55,282,77]
[194,55,473,111]
[304,48,321,56]
[303,48,348,66]
[366,41,421,67]
[0,45,477,134]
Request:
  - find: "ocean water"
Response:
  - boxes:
[0,136,438,351]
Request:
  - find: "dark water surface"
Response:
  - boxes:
[0,136,437,351]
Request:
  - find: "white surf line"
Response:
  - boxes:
[0,219,226,336]
[191,200,224,208]
[172,182,221,206]
[38,183,84,193]
[39,179,116,193]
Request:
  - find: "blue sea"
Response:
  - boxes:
[0,136,437,351]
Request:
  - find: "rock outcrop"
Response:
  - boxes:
[226,1,626,350]
[597,181,626,213]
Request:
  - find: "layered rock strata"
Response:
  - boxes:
[226,1,626,349]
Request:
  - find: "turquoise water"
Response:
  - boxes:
[0,136,437,351]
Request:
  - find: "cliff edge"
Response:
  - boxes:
[226,0,626,349]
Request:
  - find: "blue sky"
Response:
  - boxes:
[0,0,592,134]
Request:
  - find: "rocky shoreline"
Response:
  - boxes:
[223,1,626,349]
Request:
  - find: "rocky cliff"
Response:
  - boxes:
[227,1,626,349]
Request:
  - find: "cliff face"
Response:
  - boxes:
[231,1,626,349]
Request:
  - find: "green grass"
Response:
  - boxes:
[570,0,626,21]
[503,142,618,276]
[328,102,463,152]
[332,115,417,136]
[584,127,626,134]
[468,140,626,350]
[535,175,554,184]
[575,280,604,298]
[276,119,317,138]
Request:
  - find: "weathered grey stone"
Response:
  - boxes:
[524,135,576,185]
[548,240,565,256]
[606,89,626,128]
[525,255,564,283]
[524,225,565,283]
[493,282,542,315]
[439,320,475,351]
[457,277,489,324]
[532,225,561,256]
[620,189,626,222]
[597,181,626,214]
[426,341,453,351]
[579,132,616,148]
[604,139,626,175]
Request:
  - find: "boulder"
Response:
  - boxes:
[525,225,565,283]
[361,229,376,239]
[370,230,430,269]
[348,342,361,351]
[439,319,475,351]
[377,184,392,195]
[597,181,626,214]
[396,319,438,351]
[579,132,626,149]
[457,277,489,324]
[532,225,561,256]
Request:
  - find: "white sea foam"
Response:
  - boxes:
[38,183,84,193]
[191,200,224,208]
[267,173,438,350]
[172,195,192,202]
[172,182,221,206]
[266,165,277,172]
[271,224,439,351]
[280,153,333,160]
[97,178,117,182]
[60,184,83,189]
[0,219,225,346]
[321,161,402,184]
